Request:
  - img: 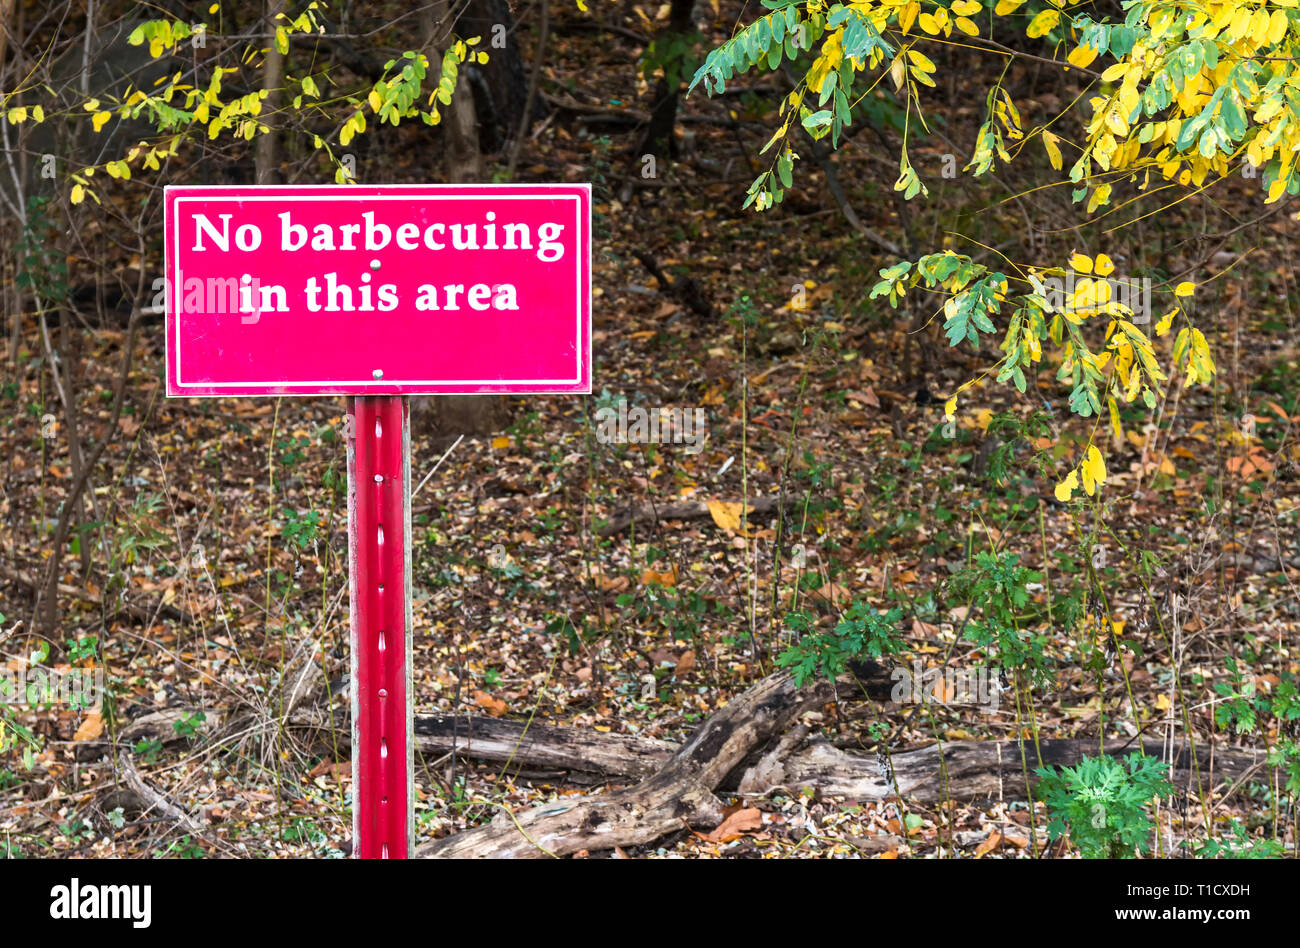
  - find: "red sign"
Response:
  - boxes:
[165,184,591,396]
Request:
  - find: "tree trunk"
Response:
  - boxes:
[255,0,287,184]
[458,0,536,154]
[426,0,484,183]
[637,0,696,163]
[412,1,514,445]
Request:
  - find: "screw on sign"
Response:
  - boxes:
[165,184,592,857]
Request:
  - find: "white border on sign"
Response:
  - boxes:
[170,191,587,390]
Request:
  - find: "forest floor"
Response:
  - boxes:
[2,6,1299,858]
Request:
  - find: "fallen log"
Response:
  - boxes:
[104,666,1271,858]
[416,668,850,857]
[112,751,206,836]
[735,735,1270,804]
[116,702,674,780]
[413,713,675,780]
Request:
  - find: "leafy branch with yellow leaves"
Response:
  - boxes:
[686,0,1279,500]
[6,1,488,200]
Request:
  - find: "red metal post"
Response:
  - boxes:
[347,395,414,858]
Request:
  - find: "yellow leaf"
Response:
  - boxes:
[6,106,27,123]
[92,111,111,133]
[1068,251,1093,274]
[953,16,979,36]
[491,435,511,449]
[993,0,1024,12]
[1042,130,1063,170]
[1026,9,1059,38]
[1155,694,1172,712]
[1067,44,1098,69]
[706,499,749,534]
[1093,253,1114,277]
[907,49,936,72]
[898,1,920,33]
[1081,444,1107,495]
[944,396,958,420]
[1100,61,1128,82]
[1086,182,1112,213]
[1054,469,1078,502]
[1174,281,1195,298]
[1268,9,1288,44]
[918,12,940,34]
[950,0,982,14]
[70,184,85,205]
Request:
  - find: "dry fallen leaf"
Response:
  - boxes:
[675,650,696,676]
[598,573,631,593]
[912,617,940,638]
[702,806,763,843]
[640,565,678,587]
[473,690,508,716]
[73,710,104,742]
[974,830,1002,857]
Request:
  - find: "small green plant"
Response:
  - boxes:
[776,601,905,688]
[1267,739,1300,797]
[58,816,95,845]
[546,614,597,656]
[1035,752,1172,858]
[977,411,1055,485]
[16,195,70,306]
[281,509,322,549]
[172,711,206,740]
[134,738,163,763]
[155,835,204,858]
[617,584,711,642]
[66,634,98,664]
[951,551,1055,687]
[282,817,328,846]
[1188,819,1285,859]
[1216,660,1300,735]
[277,435,312,468]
